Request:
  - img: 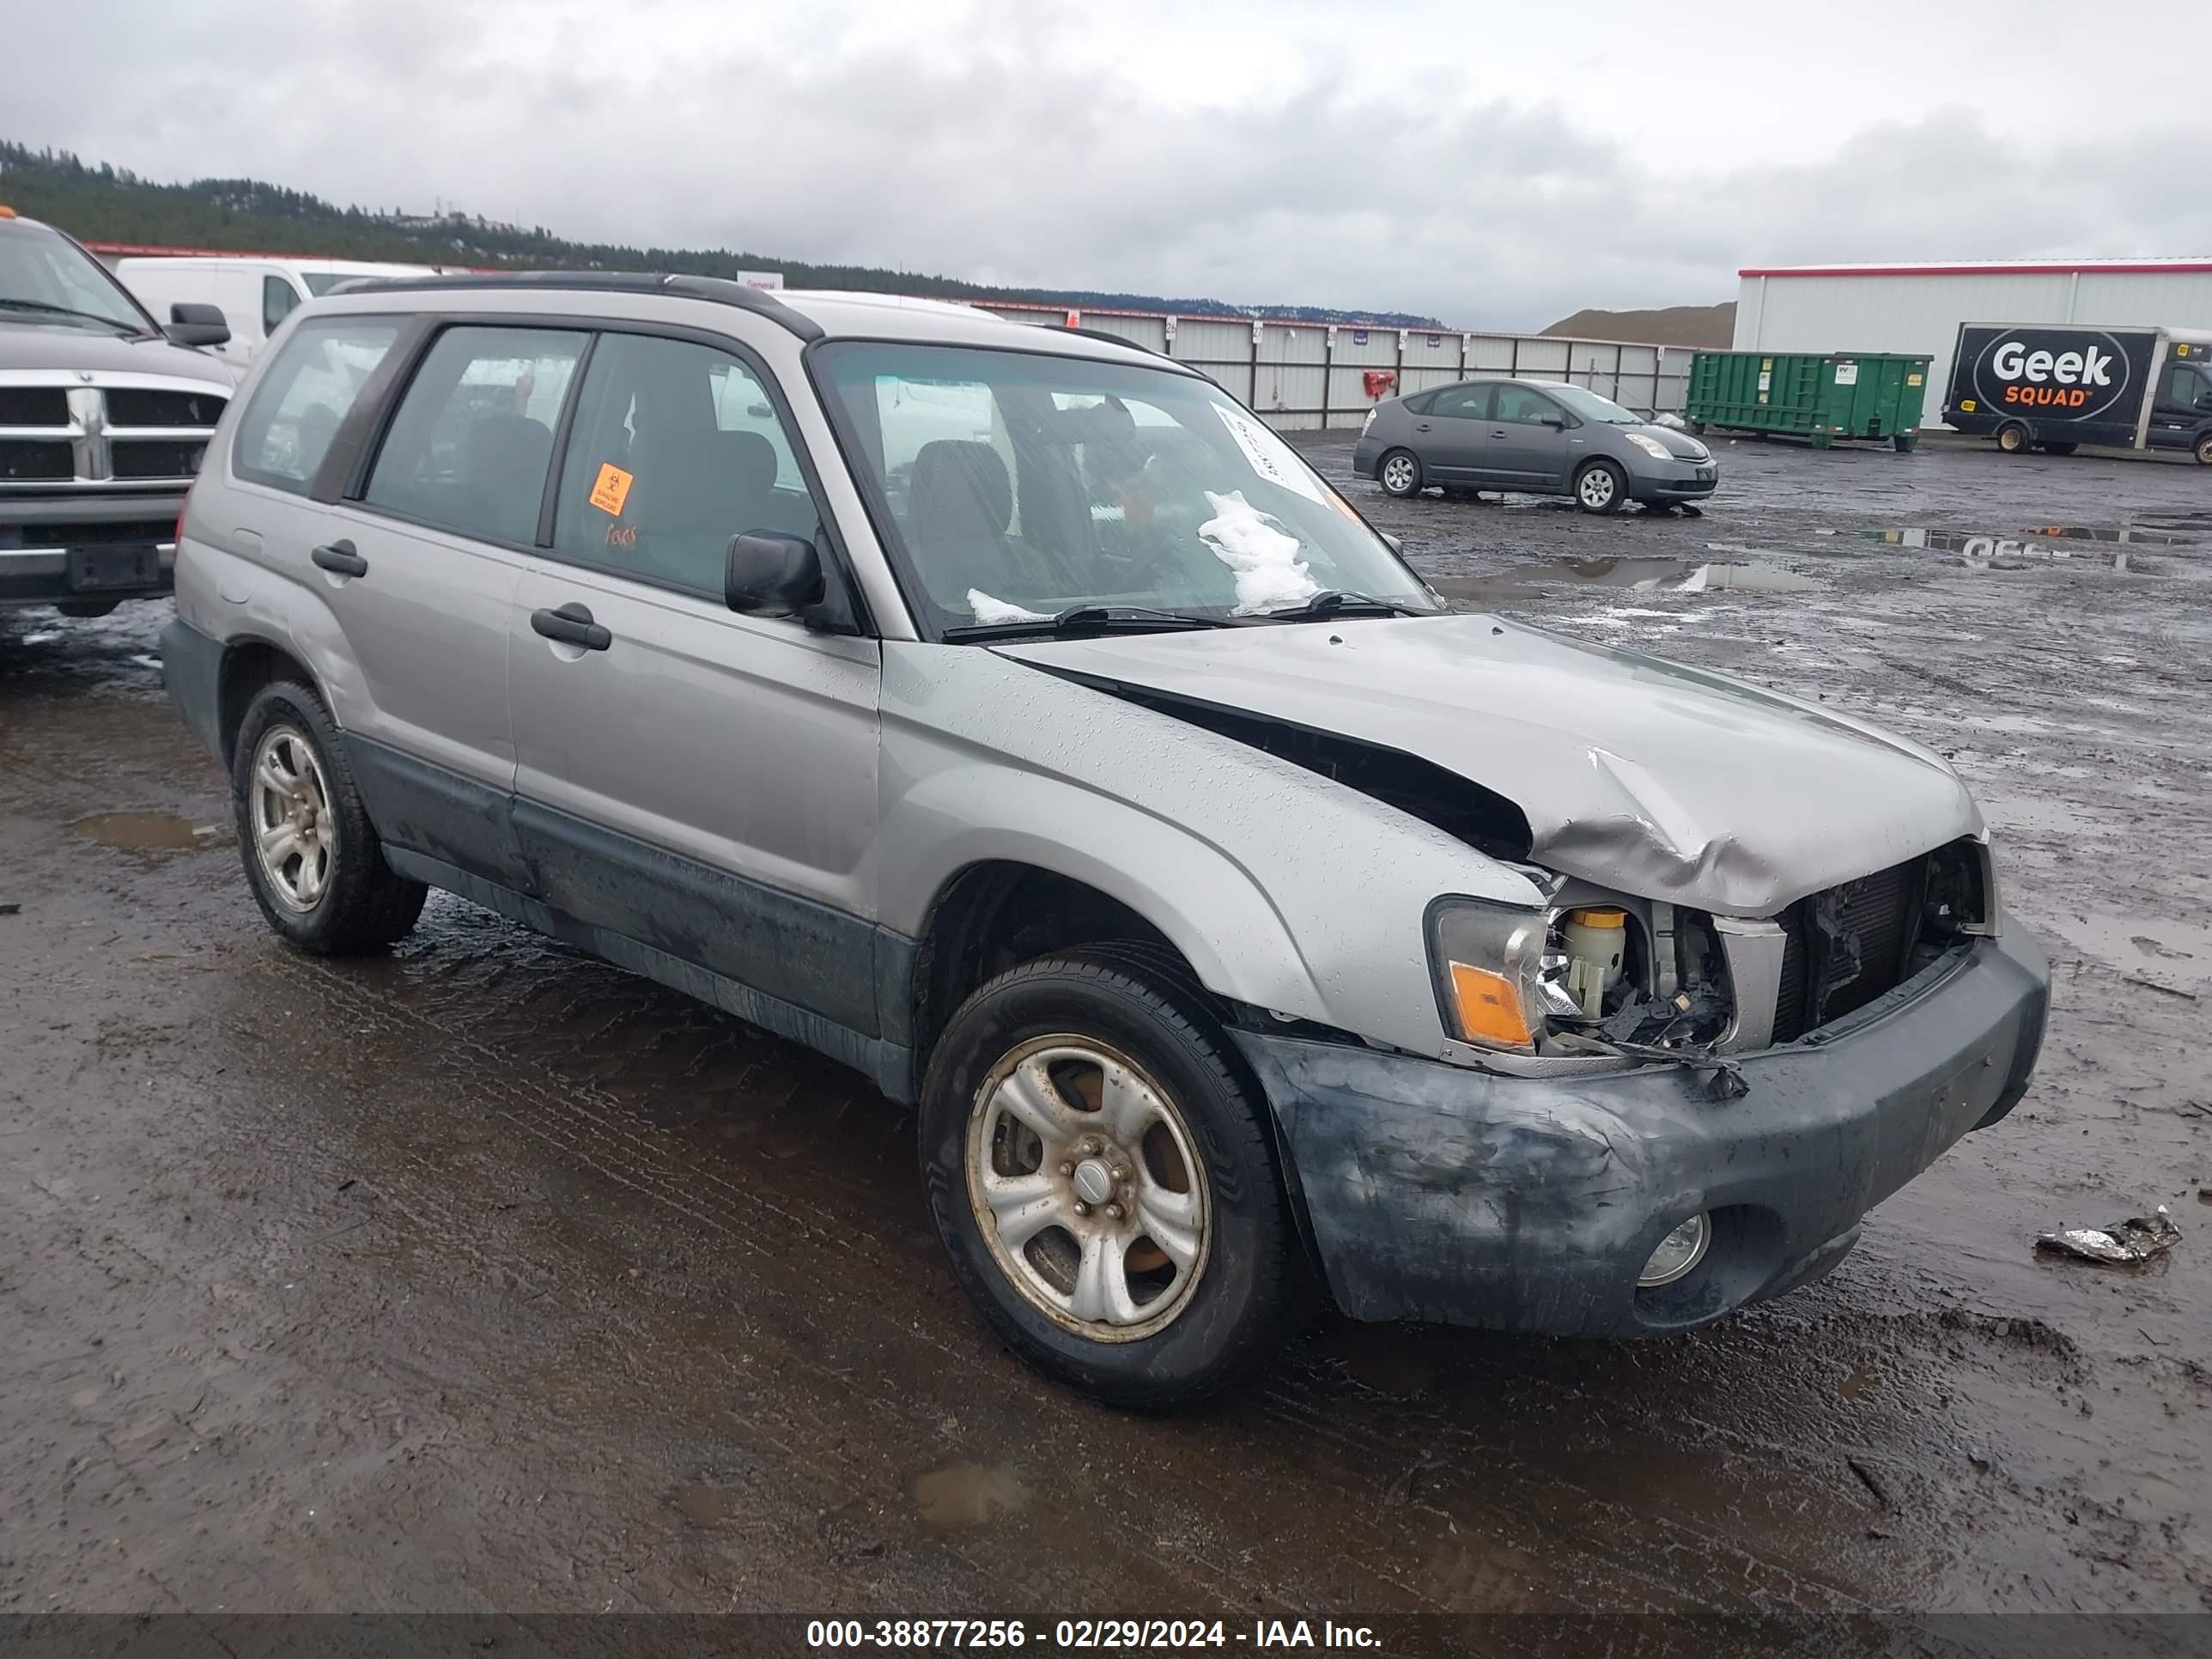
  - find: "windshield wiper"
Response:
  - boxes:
[942,603,1232,641]
[0,298,146,334]
[1259,590,1425,622]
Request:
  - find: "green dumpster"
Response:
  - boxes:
[1686,351,1930,451]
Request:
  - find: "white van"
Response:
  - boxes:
[115,256,443,368]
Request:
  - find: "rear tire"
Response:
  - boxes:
[1376,449,1424,497]
[1573,459,1626,514]
[919,951,1301,1409]
[1996,422,2031,454]
[2041,441,2079,456]
[2194,433,2212,467]
[230,680,427,955]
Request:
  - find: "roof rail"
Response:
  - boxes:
[323,270,824,342]
[1051,323,1170,360]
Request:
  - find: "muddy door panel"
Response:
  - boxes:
[506,563,884,1028]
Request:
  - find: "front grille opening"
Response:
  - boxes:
[1770,838,1985,1042]
[0,439,74,482]
[105,388,226,428]
[111,440,209,480]
[0,387,70,426]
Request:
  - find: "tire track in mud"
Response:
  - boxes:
[229,921,1886,1617]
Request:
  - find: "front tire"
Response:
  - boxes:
[1996,422,2031,454]
[1574,459,1626,514]
[230,680,427,954]
[919,952,1300,1409]
[1376,449,1424,497]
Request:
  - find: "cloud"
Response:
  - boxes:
[10,0,2212,327]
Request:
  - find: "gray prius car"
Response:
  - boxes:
[163,275,2045,1407]
[1353,377,1717,512]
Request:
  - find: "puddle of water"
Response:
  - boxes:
[70,811,226,853]
[1431,558,1818,605]
[1862,526,2171,571]
[912,1462,1028,1528]
[2051,912,2212,989]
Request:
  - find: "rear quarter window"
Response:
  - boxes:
[232,316,405,494]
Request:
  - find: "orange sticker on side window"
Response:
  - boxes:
[588,462,634,516]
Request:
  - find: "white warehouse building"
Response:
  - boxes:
[1732,258,2212,428]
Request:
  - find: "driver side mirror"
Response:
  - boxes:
[1540,415,1568,430]
[164,302,230,349]
[725,531,823,619]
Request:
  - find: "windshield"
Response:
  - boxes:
[0,222,155,333]
[815,341,1436,633]
[1547,384,1645,425]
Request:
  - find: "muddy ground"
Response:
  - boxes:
[2,433,2208,1632]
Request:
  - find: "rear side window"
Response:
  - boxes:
[363,325,586,546]
[232,316,404,494]
[261,275,302,336]
[550,332,817,594]
[1427,384,1493,419]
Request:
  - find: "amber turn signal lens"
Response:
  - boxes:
[1447,961,1534,1049]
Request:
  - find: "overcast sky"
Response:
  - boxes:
[12,0,2210,327]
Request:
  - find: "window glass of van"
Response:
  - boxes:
[232,316,405,494]
[261,275,303,337]
[550,332,817,593]
[363,325,586,546]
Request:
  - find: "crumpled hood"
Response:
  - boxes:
[0,319,236,384]
[995,615,1981,916]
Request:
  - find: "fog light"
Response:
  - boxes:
[1638,1213,1711,1288]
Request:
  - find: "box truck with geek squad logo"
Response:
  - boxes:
[1944,323,2212,461]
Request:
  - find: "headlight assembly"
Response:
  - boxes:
[1626,433,1674,461]
[1426,898,1548,1053]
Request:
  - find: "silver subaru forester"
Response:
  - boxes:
[164,273,2048,1407]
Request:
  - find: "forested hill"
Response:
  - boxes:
[0,141,1443,328]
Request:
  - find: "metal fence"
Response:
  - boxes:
[973,301,1690,430]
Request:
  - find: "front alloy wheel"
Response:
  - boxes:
[919,951,1301,1408]
[1575,459,1626,514]
[1378,450,1422,496]
[968,1038,1210,1339]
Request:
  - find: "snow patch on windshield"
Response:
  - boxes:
[1199,490,1322,614]
[968,589,1051,624]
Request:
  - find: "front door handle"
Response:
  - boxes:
[531,602,612,652]
[1415,422,1432,431]
[1490,430,1510,440]
[311,539,368,577]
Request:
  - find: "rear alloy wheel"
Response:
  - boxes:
[1996,422,2031,454]
[920,952,1300,1409]
[1574,459,1626,514]
[229,680,428,954]
[1377,449,1423,497]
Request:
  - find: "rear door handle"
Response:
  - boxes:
[532,602,612,652]
[310,539,368,577]
[1490,430,1510,440]
[1415,422,1431,431]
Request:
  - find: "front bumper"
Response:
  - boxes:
[1233,921,2048,1334]
[0,489,185,608]
[1629,457,1718,501]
